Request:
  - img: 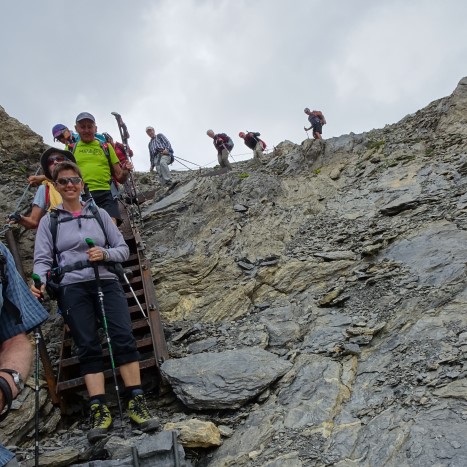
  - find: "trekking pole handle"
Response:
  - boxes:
[85,238,96,248]
[31,273,44,302]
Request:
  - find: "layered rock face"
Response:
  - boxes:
[1,78,467,466]
[143,77,467,466]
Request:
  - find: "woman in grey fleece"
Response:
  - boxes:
[31,160,159,444]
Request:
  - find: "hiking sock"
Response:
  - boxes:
[89,394,106,406]
[125,385,143,399]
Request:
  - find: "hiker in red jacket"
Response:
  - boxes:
[239,131,266,165]
[304,108,326,140]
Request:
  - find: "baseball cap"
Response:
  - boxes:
[76,112,96,123]
[52,124,68,140]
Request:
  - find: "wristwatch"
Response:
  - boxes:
[0,369,24,393]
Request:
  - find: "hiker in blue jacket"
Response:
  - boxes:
[0,241,48,465]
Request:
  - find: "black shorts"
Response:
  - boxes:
[312,122,322,134]
[58,280,139,375]
[90,190,121,222]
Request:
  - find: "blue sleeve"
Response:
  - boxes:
[32,185,47,209]
[0,242,48,342]
[0,445,14,466]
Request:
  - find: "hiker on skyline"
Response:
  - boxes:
[304,108,326,140]
[0,241,48,465]
[67,112,133,224]
[31,161,159,444]
[239,131,265,165]
[146,126,176,188]
[206,129,234,171]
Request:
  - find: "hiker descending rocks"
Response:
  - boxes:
[52,124,78,145]
[239,131,266,164]
[207,129,234,171]
[31,161,159,444]
[67,112,133,224]
[8,148,76,229]
[304,108,326,140]
[0,242,48,465]
[146,126,176,187]
[52,123,106,145]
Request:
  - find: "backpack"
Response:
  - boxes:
[68,140,115,177]
[218,133,234,152]
[49,203,109,266]
[249,132,267,150]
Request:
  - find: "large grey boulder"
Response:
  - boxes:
[161,348,292,409]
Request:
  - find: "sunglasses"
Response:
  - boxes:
[48,156,65,164]
[56,177,82,186]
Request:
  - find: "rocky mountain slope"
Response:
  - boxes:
[1,77,467,466]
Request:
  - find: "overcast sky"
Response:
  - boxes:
[1,0,466,171]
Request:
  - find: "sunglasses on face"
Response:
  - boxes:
[55,177,82,186]
[48,156,65,164]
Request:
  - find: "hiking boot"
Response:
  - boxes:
[128,394,159,432]
[87,402,112,443]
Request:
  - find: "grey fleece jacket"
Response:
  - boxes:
[33,200,129,286]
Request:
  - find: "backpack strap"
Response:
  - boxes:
[49,205,110,269]
[98,141,115,176]
[69,140,114,176]
[88,203,110,247]
[49,209,59,270]
[45,184,50,208]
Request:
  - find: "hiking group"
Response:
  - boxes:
[2,111,159,461]
[145,107,325,174]
[1,105,326,461]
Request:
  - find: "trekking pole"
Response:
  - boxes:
[84,238,125,433]
[222,144,236,162]
[111,112,142,226]
[304,128,310,139]
[33,328,41,466]
[31,273,43,467]
[121,270,149,322]
[12,166,42,215]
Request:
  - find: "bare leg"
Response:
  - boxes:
[119,361,141,387]
[84,372,105,397]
